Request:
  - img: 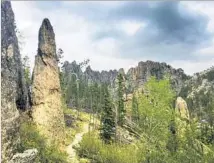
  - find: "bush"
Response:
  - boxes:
[18,122,68,163]
[78,133,138,163]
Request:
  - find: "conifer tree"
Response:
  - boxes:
[117,73,125,126]
[132,94,139,123]
[100,85,115,143]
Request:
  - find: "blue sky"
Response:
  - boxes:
[12,1,214,75]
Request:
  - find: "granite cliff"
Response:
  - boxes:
[1,1,35,162]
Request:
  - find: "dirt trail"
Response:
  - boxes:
[66,123,89,163]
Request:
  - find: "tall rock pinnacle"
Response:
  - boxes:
[38,18,56,58]
[32,18,65,144]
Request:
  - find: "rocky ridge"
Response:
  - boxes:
[179,66,214,120]
[62,60,189,94]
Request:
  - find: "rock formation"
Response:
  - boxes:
[1,1,29,111]
[174,97,190,140]
[62,60,188,95]
[126,61,188,94]
[1,1,29,162]
[179,67,214,120]
[84,66,118,86]
[8,149,38,163]
[175,97,190,120]
[31,18,65,144]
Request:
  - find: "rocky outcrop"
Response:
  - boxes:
[1,1,29,162]
[1,1,29,111]
[84,66,118,86]
[9,149,38,163]
[31,18,65,144]
[175,97,190,120]
[126,61,188,94]
[62,61,119,88]
[174,97,190,140]
[179,67,214,120]
[62,60,188,95]
[62,61,82,84]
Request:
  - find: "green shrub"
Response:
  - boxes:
[205,69,214,81]
[18,122,68,163]
[78,133,138,163]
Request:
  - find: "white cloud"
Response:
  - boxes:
[121,21,145,36]
[170,58,214,75]
[12,1,214,75]
[197,39,214,57]
[12,1,134,72]
[179,1,214,74]
[181,1,214,33]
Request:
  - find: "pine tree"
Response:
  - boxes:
[99,84,106,113]
[132,94,139,123]
[100,85,115,143]
[65,75,78,107]
[117,73,125,126]
[90,82,99,127]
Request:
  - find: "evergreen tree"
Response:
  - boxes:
[100,85,115,143]
[91,83,99,113]
[132,94,139,123]
[65,75,78,107]
[99,84,106,113]
[117,73,125,126]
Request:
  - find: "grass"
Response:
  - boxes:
[18,121,68,163]
[77,133,138,163]
[64,107,91,146]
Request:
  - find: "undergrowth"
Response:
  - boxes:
[78,133,138,163]
[18,122,68,163]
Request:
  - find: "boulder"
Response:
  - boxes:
[9,149,38,163]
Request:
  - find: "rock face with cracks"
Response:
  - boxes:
[31,18,65,144]
[1,1,30,162]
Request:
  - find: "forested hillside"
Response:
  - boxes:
[1,1,214,163]
[60,60,189,110]
[180,67,214,120]
[59,60,214,163]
